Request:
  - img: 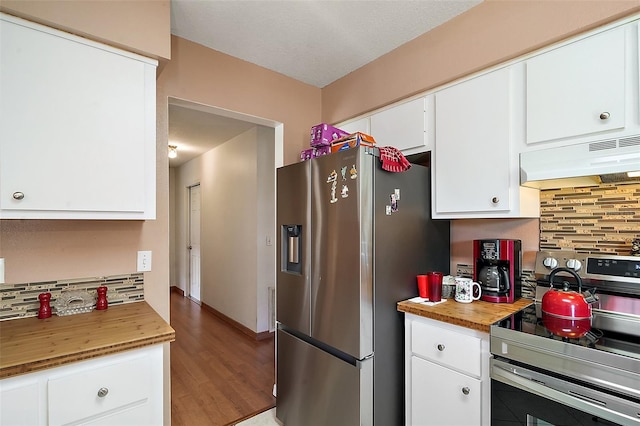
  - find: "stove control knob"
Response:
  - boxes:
[566,259,582,271]
[542,257,558,269]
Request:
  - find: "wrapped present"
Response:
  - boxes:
[310,123,349,147]
[315,145,331,157]
[330,132,376,153]
[300,148,315,161]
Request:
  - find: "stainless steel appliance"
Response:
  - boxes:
[276,147,450,426]
[473,239,522,303]
[490,251,640,425]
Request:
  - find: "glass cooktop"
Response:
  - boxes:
[493,303,640,362]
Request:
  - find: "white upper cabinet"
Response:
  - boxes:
[433,66,539,218]
[370,96,431,154]
[0,14,157,220]
[526,25,626,145]
[338,117,371,136]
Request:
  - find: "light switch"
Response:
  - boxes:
[137,251,152,272]
[0,258,4,284]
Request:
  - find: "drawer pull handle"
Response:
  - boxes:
[600,112,610,120]
[462,387,470,395]
[12,192,24,200]
[437,344,445,351]
[97,387,109,398]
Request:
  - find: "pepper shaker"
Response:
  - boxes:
[96,286,108,310]
[38,292,52,319]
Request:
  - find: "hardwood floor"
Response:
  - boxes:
[170,291,276,425]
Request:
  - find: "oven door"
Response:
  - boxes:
[491,358,640,425]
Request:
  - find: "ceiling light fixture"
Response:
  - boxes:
[168,145,178,159]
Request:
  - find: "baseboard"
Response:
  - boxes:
[170,286,184,296]
[201,301,274,341]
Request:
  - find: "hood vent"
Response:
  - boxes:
[520,136,640,189]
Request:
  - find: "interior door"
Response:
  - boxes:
[189,184,201,302]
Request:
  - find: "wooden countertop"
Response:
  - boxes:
[0,301,175,379]
[397,297,533,333]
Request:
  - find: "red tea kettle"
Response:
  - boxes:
[541,267,592,338]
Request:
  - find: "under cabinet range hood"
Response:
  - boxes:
[520,136,640,189]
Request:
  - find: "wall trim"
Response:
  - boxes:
[200,301,274,341]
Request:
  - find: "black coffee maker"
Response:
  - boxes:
[473,239,522,303]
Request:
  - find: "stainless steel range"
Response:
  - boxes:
[490,251,640,425]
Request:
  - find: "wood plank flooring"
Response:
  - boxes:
[170,292,276,425]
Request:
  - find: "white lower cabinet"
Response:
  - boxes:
[0,345,163,426]
[405,313,490,426]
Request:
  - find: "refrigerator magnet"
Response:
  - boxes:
[327,170,337,183]
[390,194,398,212]
[341,166,348,181]
[330,181,338,203]
[341,184,349,198]
[350,165,357,179]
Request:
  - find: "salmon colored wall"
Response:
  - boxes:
[320,0,640,272]
[322,0,640,123]
[0,0,171,60]
[162,36,321,165]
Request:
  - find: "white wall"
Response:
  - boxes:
[172,126,276,333]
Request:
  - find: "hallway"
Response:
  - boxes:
[170,291,276,425]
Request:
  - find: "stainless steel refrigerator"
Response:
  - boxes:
[276,146,450,425]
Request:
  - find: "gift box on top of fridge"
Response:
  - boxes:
[310,123,349,147]
[330,132,376,153]
[300,145,333,162]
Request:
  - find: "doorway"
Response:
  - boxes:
[167,97,283,327]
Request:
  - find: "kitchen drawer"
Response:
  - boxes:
[48,352,152,425]
[411,320,482,377]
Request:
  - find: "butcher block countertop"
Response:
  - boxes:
[397,297,533,333]
[0,301,175,379]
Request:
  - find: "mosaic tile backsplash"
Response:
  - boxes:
[0,273,144,321]
[540,182,640,255]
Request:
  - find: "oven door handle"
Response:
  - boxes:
[491,358,640,425]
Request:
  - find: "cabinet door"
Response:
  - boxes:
[339,117,371,136]
[434,68,512,214]
[0,377,42,425]
[410,356,481,426]
[526,26,626,144]
[0,14,156,219]
[370,97,428,153]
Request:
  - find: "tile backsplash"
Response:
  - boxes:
[540,182,640,255]
[0,273,144,321]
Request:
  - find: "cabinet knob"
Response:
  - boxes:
[97,387,109,398]
[600,112,610,120]
[491,197,499,204]
[437,344,445,351]
[12,192,24,200]
[462,387,470,395]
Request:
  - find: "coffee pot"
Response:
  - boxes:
[473,239,522,303]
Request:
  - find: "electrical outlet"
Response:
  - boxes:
[137,251,152,272]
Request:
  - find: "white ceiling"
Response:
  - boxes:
[168,0,483,167]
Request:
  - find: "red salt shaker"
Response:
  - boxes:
[96,286,108,310]
[38,292,52,319]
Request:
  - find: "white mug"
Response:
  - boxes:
[454,277,482,303]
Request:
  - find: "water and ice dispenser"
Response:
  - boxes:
[283,225,302,274]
